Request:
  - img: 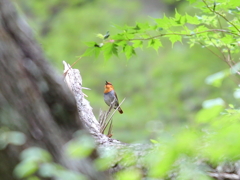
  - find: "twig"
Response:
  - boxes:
[100,103,114,133]
[202,0,240,33]
[63,57,82,77]
[112,29,239,42]
[101,98,126,134]
[198,41,224,60]
[107,120,113,137]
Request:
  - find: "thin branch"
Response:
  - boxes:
[100,103,114,134]
[202,0,240,33]
[210,38,227,60]
[198,41,224,61]
[107,120,113,138]
[118,29,238,42]
[63,57,82,77]
[101,98,126,134]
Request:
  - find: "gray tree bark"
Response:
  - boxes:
[0,0,108,179]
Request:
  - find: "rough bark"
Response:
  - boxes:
[0,0,108,179]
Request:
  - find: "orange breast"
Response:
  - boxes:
[104,85,114,93]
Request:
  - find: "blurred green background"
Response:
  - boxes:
[16,0,238,143]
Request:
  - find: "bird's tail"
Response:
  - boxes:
[118,107,123,114]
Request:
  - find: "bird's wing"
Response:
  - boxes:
[114,91,120,105]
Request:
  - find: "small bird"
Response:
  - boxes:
[104,81,123,114]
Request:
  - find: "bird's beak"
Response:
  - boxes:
[105,81,108,85]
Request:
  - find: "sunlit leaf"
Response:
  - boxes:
[66,134,95,158]
[149,147,177,177]
[205,70,230,87]
[136,22,150,30]
[7,131,26,146]
[115,169,141,180]
[185,13,200,24]
[102,43,118,60]
[195,105,224,123]
[123,45,135,60]
[96,33,104,39]
[148,39,162,51]
[55,170,86,180]
[155,15,170,29]
[20,147,52,162]
[132,40,143,48]
[14,160,38,178]
[150,139,159,144]
[169,35,182,46]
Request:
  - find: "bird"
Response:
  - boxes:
[104,81,123,114]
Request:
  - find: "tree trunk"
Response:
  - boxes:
[0,0,108,179]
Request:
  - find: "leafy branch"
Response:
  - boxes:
[119,29,239,41]
[82,0,240,63]
[202,0,240,33]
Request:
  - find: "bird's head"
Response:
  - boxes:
[105,81,112,85]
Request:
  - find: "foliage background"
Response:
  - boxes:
[16,0,238,143]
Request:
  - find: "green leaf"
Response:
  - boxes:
[20,147,52,162]
[150,139,159,144]
[115,40,127,47]
[205,70,230,87]
[221,34,234,44]
[115,169,141,180]
[26,176,41,180]
[96,34,104,39]
[175,9,181,21]
[148,39,162,51]
[136,22,150,30]
[66,135,95,158]
[176,129,200,155]
[112,34,125,40]
[174,9,186,25]
[82,46,101,58]
[149,147,177,177]
[14,160,38,178]
[38,163,56,178]
[0,131,26,149]
[55,170,86,180]
[155,15,170,29]
[94,149,117,171]
[195,25,209,32]
[185,13,200,24]
[123,45,135,60]
[228,104,234,108]
[169,35,182,46]
[7,131,26,146]
[195,105,224,123]
[132,40,143,48]
[102,43,118,60]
